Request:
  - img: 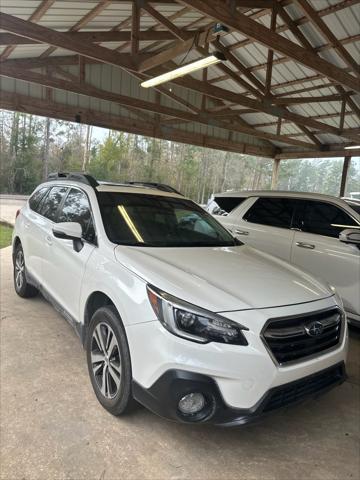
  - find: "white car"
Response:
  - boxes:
[215,191,360,327]
[12,174,348,425]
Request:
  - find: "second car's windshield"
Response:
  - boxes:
[98,192,237,247]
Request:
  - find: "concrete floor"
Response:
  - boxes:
[0,195,27,226]
[0,246,359,480]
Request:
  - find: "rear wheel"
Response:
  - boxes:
[13,244,38,298]
[86,306,134,416]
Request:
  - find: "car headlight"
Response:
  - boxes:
[147,284,248,346]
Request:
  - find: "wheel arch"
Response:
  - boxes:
[83,291,122,345]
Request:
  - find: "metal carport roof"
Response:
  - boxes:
[0,0,359,160]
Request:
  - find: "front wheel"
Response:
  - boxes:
[13,244,38,298]
[86,306,134,416]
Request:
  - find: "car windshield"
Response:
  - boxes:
[98,192,238,247]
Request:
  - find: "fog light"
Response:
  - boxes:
[178,392,205,415]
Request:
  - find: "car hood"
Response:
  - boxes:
[114,245,333,312]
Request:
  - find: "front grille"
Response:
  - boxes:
[263,363,345,412]
[262,307,343,364]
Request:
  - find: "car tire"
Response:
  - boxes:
[86,305,135,416]
[13,243,38,298]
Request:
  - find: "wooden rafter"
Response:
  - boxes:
[39,0,112,59]
[0,65,316,148]
[137,27,214,73]
[228,0,358,52]
[208,3,359,88]
[148,61,358,141]
[0,0,55,60]
[276,148,360,160]
[0,92,274,158]
[0,31,180,46]
[178,0,360,92]
[0,13,138,70]
[2,50,357,143]
[141,2,185,40]
[253,110,355,129]
[131,1,140,56]
[265,6,277,95]
[294,0,360,76]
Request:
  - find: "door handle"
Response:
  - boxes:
[45,235,53,246]
[235,229,249,236]
[24,222,30,229]
[296,241,315,250]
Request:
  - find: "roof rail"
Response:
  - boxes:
[47,172,99,188]
[125,181,182,195]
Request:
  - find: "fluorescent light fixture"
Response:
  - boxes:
[141,52,226,88]
[344,145,360,150]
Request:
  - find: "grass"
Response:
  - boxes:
[0,223,13,249]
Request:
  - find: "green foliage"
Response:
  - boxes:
[0,224,13,249]
[1,110,359,202]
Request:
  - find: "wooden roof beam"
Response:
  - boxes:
[0,31,179,46]
[140,1,185,40]
[137,27,215,73]
[0,0,55,60]
[148,63,359,140]
[178,0,360,92]
[0,64,315,149]
[131,1,140,56]
[0,12,138,70]
[294,0,360,76]
[39,0,112,59]
[0,92,275,158]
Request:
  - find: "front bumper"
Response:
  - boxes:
[133,362,346,426]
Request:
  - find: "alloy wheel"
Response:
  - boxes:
[90,322,122,399]
[15,250,25,291]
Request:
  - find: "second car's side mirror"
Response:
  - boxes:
[52,222,84,252]
[339,228,360,245]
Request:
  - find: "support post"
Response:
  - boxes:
[271,158,281,189]
[339,156,351,197]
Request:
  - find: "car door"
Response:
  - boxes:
[291,200,360,317]
[21,186,50,282]
[225,197,298,262]
[42,187,97,321]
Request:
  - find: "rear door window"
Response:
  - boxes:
[243,197,296,229]
[39,186,68,222]
[214,196,247,214]
[58,188,96,243]
[301,201,360,238]
[29,187,49,212]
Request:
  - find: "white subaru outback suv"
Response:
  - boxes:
[12,173,348,426]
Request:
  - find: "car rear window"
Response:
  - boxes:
[29,187,49,212]
[243,197,296,229]
[213,196,247,214]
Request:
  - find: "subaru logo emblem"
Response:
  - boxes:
[305,321,324,337]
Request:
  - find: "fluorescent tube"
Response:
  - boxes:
[141,52,226,88]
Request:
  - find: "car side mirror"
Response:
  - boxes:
[52,222,84,252]
[339,228,360,245]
